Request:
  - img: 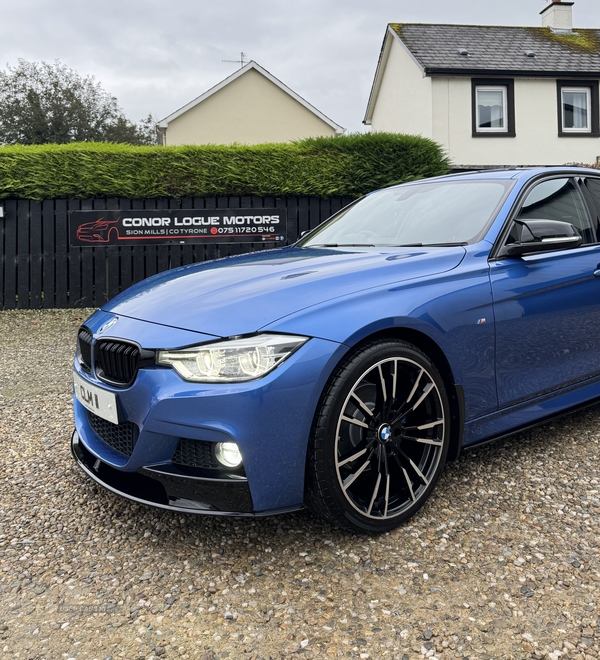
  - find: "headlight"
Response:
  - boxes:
[157,334,309,383]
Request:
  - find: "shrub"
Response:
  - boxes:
[0,133,450,200]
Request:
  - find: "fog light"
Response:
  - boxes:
[215,442,243,468]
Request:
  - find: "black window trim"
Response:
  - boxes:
[471,78,516,138]
[557,80,600,138]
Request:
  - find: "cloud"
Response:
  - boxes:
[2,0,598,132]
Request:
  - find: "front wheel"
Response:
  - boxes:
[306,339,450,533]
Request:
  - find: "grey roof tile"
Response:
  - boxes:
[390,24,600,74]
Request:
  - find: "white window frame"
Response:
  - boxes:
[475,86,508,133]
[561,87,592,133]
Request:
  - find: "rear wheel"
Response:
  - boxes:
[306,339,450,533]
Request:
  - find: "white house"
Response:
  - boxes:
[364,0,600,168]
[159,61,344,146]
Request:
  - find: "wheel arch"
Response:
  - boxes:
[341,326,464,462]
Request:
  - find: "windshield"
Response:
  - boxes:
[300,180,513,247]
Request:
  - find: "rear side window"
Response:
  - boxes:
[584,177,600,238]
[513,178,596,245]
[586,177,600,206]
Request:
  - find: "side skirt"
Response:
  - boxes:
[462,374,600,449]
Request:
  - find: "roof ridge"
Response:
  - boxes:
[390,22,599,31]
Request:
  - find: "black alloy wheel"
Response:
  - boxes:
[306,339,450,533]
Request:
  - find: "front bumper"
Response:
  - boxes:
[72,312,347,515]
[72,430,299,516]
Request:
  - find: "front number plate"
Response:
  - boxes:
[73,371,119,425]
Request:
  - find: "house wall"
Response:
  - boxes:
[369,37,433,137]
[165,69,338,145]
[431,77,600,167]
[370,44,600,167]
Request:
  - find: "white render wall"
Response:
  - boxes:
[369,37,433,137]
[431,77,600,166]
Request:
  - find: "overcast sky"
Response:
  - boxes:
[1,0,598,134]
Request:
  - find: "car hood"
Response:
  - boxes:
[104,246,466,339]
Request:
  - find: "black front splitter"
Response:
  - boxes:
[71,430,302,517]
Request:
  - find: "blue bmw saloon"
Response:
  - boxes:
[72,167,600,533]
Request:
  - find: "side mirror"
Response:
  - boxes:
[501,219,582,257]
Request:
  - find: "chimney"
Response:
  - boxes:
[540,0,574,32]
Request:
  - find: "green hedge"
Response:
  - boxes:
[0,133,450,200]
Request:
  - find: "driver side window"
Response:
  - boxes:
[509,178,595,245]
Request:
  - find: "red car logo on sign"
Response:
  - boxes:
[76,218,121,243]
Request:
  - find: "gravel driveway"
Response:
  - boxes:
[1,309,599,660]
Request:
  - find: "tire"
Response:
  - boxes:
[306,339,450,533]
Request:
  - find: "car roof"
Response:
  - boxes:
[369,167,600,198]
[432,166,600,183]
[380,165,600,188]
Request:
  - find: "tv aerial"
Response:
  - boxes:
[223,52,248,68]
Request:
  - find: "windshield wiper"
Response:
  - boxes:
[309,241,467,248]
[394,242,468,247]
[308,243,377,247]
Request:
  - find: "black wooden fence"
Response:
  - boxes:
[0,195,353,310]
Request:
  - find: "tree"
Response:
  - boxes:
[0,59,157,145]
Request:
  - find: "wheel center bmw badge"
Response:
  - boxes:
[378,424,392,443]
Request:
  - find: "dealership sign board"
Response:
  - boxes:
[69,209,287,246]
